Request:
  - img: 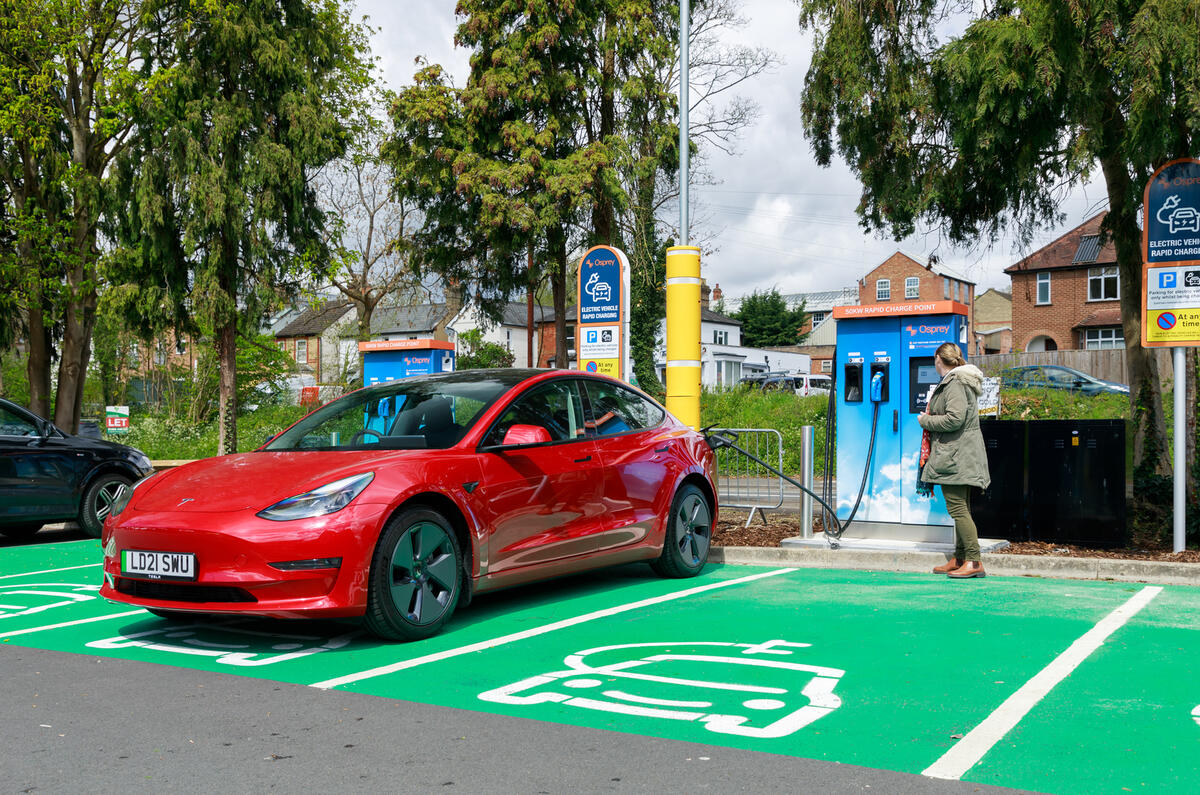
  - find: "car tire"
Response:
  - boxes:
[364,507,463,642]
[0,523,43,542]
[651,484,713,579]
[80,473,132,538]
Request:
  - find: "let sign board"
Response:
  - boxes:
[576,245,630,379]
[105,405,130,434]
[1143,158,1200,347]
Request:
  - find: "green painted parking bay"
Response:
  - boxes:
[3,539,1199,793]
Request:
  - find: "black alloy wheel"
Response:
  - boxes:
[80,473,132,538]
[651,483,712,578]
[364,508,462,641]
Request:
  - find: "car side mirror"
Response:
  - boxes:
[502,424,552,446]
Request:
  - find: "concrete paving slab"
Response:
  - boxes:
[712,545,1200,587]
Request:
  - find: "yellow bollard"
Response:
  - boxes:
[665,246,702,429]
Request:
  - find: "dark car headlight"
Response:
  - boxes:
[109,475,155,519]
[256,473,375,521]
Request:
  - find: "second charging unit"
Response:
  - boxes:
[832,301,971,544]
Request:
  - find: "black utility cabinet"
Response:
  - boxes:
[972,420,1028,540]
[972,419,1126,547]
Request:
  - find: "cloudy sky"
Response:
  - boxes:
[354,0,1109,300]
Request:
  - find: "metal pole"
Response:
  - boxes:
[1174,346,1186,553]
[800,425,814,538]
[679,0,689,246]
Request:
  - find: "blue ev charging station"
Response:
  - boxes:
[359,339,456,386]
[831,301,971,544]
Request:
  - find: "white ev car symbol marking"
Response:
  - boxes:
[86,623,359,666]
[479,640,844,739]
[0,583,100,619]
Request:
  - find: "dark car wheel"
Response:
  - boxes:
[80,473,132,538]
[364,508,463,642]
[0,523,43,542]
[651,484,713,579]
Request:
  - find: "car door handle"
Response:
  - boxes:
[574,455,592,463]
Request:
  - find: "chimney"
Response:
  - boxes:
[712,283,723,303]
[700,278,711,311]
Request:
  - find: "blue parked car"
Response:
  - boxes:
[999,365,1129,396]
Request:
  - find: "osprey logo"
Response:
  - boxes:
[177,497,195,506]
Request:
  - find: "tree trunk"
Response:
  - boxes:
[590,15,617,246]
[216,318,238,455]
[24,274,53,419]
[549,225,569,369]
[1099,152,1170,479]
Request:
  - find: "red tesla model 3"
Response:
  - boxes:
[99,369,717,641]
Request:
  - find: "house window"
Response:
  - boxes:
[820,359,832,373]
[130,342,139,366]
[713,329,728,345]
[953,281,960,301]
[721,360,741,386]
[154,344,166,366]
[904,277,919,299]
[1036,272,1051,305]
[175,338,187,356]
[809,311,827,327]
[295,338,307,362]
[876,279,891,301]
[1084,327,1124,349]
[565,325,575,353]
[943,278,950,299]
[1088,266,1120,301]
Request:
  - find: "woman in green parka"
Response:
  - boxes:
[918,342,991,578]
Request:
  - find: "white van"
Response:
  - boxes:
[794,373,832,397]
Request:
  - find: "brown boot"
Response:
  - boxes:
[932,558,962,574]
[947,561,986,579]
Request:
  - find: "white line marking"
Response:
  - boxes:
[311,568,795,690]
[0,610,147,638]
[923,585,1162,781]
[0,563,101,580]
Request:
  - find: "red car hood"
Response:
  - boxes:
[134,451,401,514]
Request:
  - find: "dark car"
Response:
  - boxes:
[0,397,154,540]
[99,369,717,642]
[999,365,1129,396]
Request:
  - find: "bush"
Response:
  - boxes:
[118,404,309,459]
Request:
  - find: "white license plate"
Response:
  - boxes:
[122,550,196,580]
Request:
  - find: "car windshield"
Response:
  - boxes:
[264,371,531,451]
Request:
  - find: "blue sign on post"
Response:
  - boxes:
[579,248,622,323]
[1146,159,1200,264]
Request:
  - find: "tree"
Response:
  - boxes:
[455,328,516,370]
[390,0,615,370]
[317,107,432,341]
[733,289,807,348]
[798,0,1197,508]
[108,0,370,454]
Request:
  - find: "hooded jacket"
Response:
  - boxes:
[916,363,991,489]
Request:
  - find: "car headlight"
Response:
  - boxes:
[110,475,156,519]
[256,473,375,521]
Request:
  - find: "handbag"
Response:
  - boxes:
[916,428,934,497]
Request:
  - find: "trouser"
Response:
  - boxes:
[940,484,980,562]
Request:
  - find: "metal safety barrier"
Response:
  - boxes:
[714,428,785,527]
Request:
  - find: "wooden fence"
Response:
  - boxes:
[972,348,1178,386]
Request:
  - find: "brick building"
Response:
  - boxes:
[1004,213,1124,351]
[972,289,1013,354]
[856,251,975,341]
